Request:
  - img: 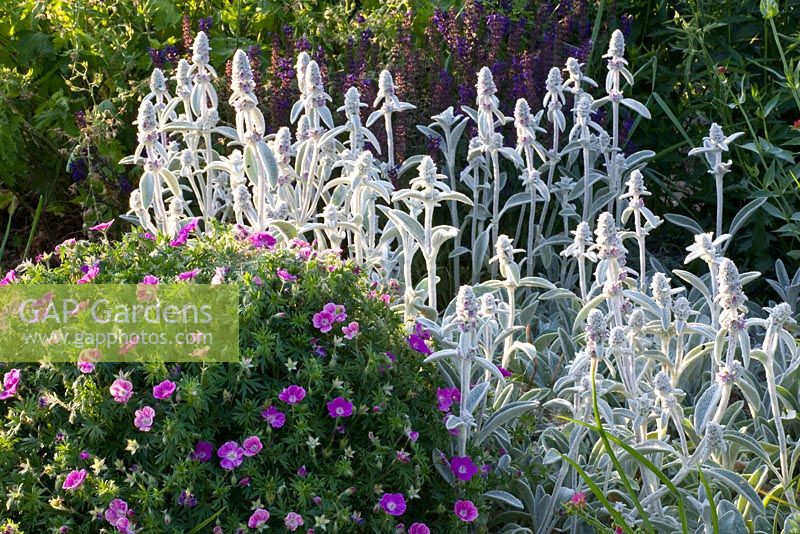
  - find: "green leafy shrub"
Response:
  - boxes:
[0,226,511,532]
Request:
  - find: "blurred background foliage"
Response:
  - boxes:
[0,0,798,279]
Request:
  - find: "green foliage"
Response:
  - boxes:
[0,227,513,531]
[619,0,800,273]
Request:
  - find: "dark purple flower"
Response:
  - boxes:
[450,456,479,481]
[193,440,214,462]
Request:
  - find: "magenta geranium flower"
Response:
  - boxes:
[498,366,512,377]
[379,493,406,516]
[284,512,304,531]
[77,264,100,284]
[250,231,277,249]
[105,498,133,533]
[454,500,478,522]
[217,441,244,470]
[89,220,114,232]
[406,430,419,442]
[326,397,354,418]
[0,269,17,285]
[277,269,297,282]
[278,385,306,404]
[436,387,460,412]
[77,361,95,374]
[0,368,21,400]
[570,491,587,507]
[109,378,133,403]
[62,469,87,490]
[177,268,200,281]
[142,275,160,284]
[342,321,360,339]
[134,406,155,432]
[323,302,347,322]
[312,309,335,333]
[261,406,286,428]
[152,380,176,400]
[450,456,479,481]
[248,508,270,528]
[408,523,430,534]
[242,435,263,457]
[407,334,431,355]
[193,440,214,462]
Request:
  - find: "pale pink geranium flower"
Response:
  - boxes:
[105,498,134,533]
[77,361,95,374]
[152,380,176,400]
[312,309,335,333]
[342,321,360,339]
[109,379,133,403]
[248,508,270,528]
[62,469,87,490]
[261,406,286,428]
[242,435,263,457]
[134,406,155,432]
[217,441,244,470]
[284,512,304,531]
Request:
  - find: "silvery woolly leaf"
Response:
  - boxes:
[318,106,334,129]
[256,141,279,189]
[139,173,154,209]
[465,382,491,415]
[380,208,425,245]
[693,383,721,434]
[484,490,524,510]
[474,401,536,446]
[621,98,651,119]
[158,168,182,198]
[706,470,765,516]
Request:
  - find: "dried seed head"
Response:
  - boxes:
[417,156,438,185]
[477,66,497,97]
[479,293,497,317]
[709,123,725,145]
[378,69,396,97]
[585,309,608,344]
[305,60,323,92]
[295,51,311,93]
[150,68,167,93]
[455,285,479,332]
[343,86,362,118]
[514,98,532,128]
[608,326,627,349]
[650,273,673,309]
[594,212,623,260]
[192,31,210,66]
[607,29,626,59]
[628,308,646,329]
[716,258,747,311]
[652,371,673,395]
[768,302,794,326]
[495,234,515,264]
[137,100,158,136]
[545,67,563,94]
[673,296,692,322]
